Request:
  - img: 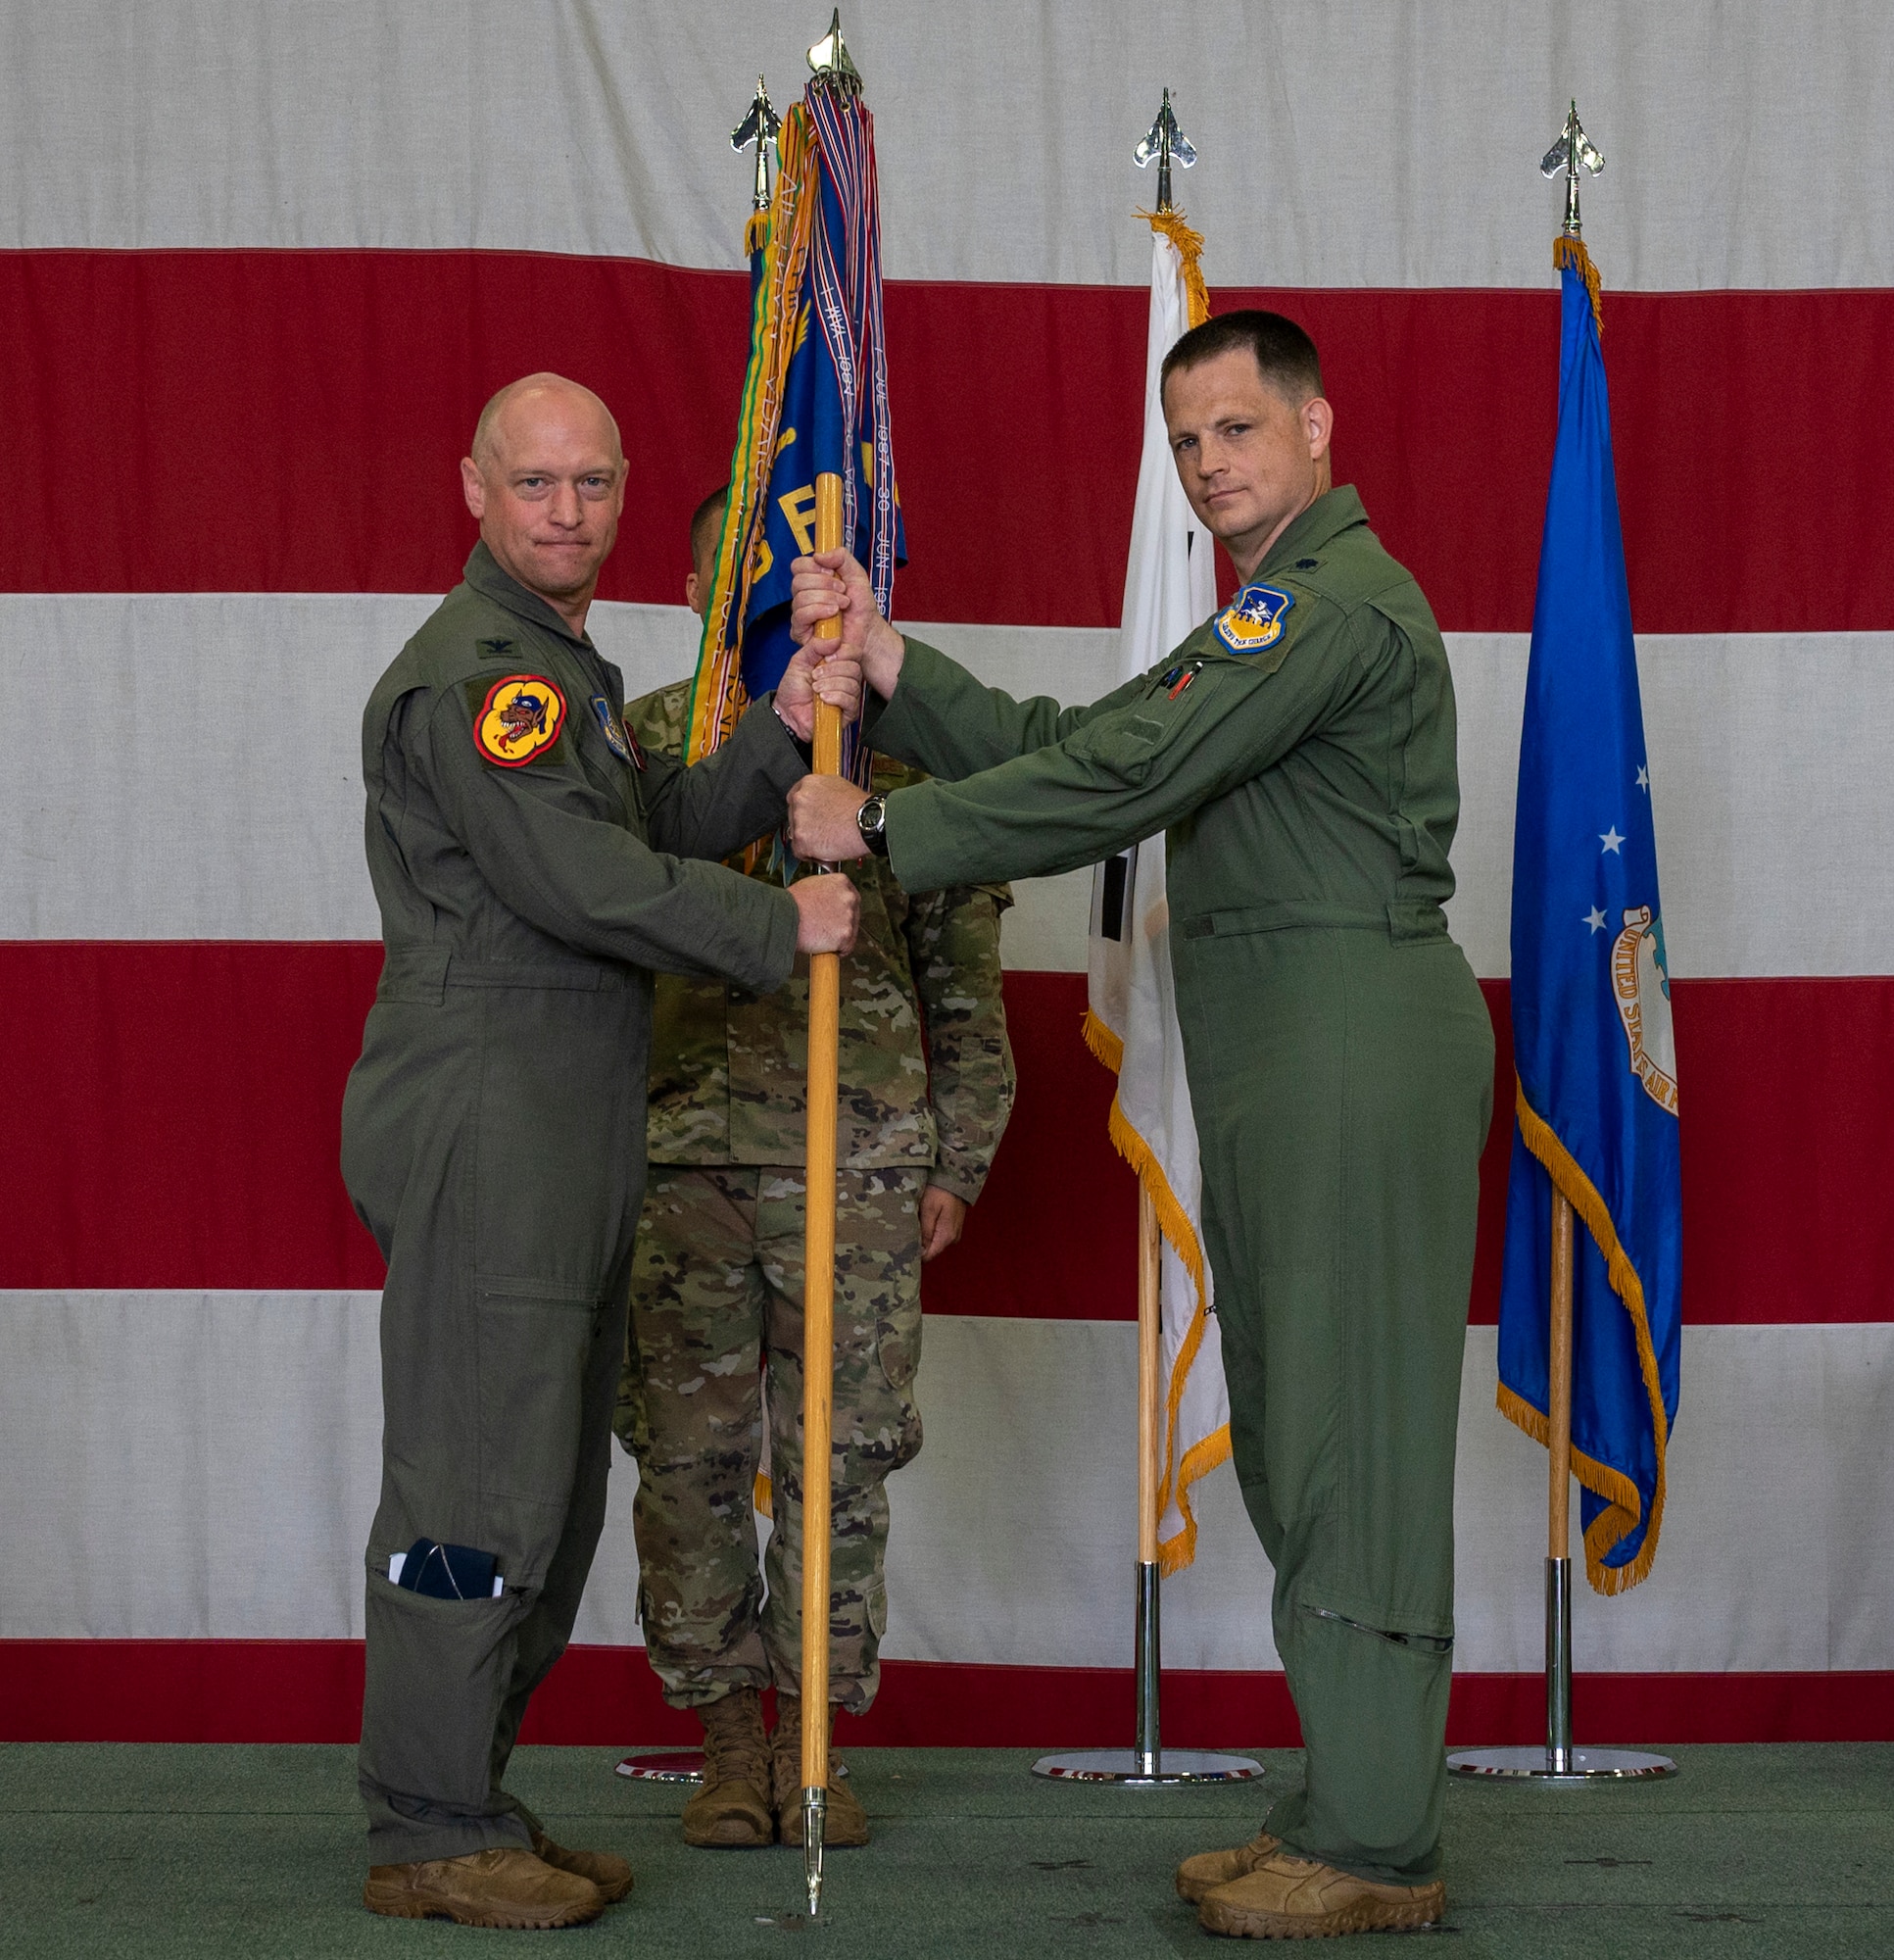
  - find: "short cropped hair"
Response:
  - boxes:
[1160,309,1325,405]
[689,484,729,567]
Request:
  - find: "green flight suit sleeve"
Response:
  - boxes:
[860,638,1151,777]
[638,694,808,863]
[890,869,1016,1203]
[417,683,800,991]
[874,629,1356,890]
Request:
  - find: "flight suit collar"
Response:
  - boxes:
[1254,483,1369,583]
[462,540,593,647]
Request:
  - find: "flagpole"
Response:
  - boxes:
[1446,101,1675,1788]
[1134,1187,1163,1774]
[1545,1192,1576,1770]
[1447,1181,1671,1782]
[800,467,846,1915]
[615,65,789,1798]
[1030,85,1258,1794]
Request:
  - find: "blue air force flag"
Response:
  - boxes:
[1496,243,1682,1594]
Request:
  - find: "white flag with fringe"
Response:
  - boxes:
[1084,213,1229,1572]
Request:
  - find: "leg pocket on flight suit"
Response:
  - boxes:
[474,1279,599,1514]
[362,1569,518,1812]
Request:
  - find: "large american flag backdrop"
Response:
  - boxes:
[5,1,1890,1748]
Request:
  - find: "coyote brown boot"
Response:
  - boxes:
[528,1827,633,1903]
[1175,1831,1282,1905]
[771,1694,869,1847]
[362,1846,604,1928]
[1197,1849,1445,1938]
[681,1687,774,1848]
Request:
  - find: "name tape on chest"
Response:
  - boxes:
[1214,581,1296,656]
[474,673,566,766]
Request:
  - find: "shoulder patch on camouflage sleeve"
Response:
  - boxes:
[472,673,566,766]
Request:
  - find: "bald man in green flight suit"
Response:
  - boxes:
[785,312,1494,1941]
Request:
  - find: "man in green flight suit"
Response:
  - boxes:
[614,485,1016,1851]
[341,373,860,1931]
[786,313,1495,1940]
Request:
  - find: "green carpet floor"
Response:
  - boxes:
[1,1743,1889,1956]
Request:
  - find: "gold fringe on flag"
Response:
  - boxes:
[684,104,820,766]
[1081,1008,1232,1576]
[1553,233,1604,338]
[1138,208,1210,328]
[743,208,769,258]
[1498,1074,1670,1593]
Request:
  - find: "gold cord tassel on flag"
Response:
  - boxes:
[1553,234,1604,337]
[1136,208,1209,329]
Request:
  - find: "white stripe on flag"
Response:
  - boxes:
[1,596,1886,976]
[6,2,1889,290]
[6,1295,1890,1674]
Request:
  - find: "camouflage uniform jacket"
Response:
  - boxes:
[626,680,1016,1202]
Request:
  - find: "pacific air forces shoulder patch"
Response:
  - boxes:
[474,673,566,766]
[590,694,646,769]
[591,695,633,762]
[1214,581,1296,656]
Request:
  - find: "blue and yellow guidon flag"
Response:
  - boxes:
[1498,237,1682,1594]
[685,78,903,774]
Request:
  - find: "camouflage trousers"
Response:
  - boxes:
[615,1164,925,1714]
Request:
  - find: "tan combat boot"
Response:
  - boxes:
[363,1845,604,1928]
[771,1694,869,1847]
[1175,1831,1282,1905]
[528,1826,633,1903]
[1197,1848,1445,1938]
[681,1687,775,1848]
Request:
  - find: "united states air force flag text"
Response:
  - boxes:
[1497,238,1683,1594]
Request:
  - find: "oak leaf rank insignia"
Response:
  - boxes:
[474,673,566,766]
[1214,581,1296,655]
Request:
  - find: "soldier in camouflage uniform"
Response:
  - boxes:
[613,489,1016,1849]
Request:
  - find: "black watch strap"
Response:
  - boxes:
[856,793,891,858]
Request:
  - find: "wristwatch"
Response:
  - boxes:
[855,793,891,858]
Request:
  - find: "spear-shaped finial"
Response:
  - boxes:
[732,74,781,213]
[1540,99,1604,238]
[1134,87,1197,215]
[807,8,862,92]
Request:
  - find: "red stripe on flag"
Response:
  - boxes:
[5,251,1893,632]
[6,1641,1889,1747]
[6,946,1889,1319]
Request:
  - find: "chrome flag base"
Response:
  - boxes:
[1447,1744,1675,1783]
[1032,1747,1262,1786]
[615,1750,850,1785]
[613,1750,704,1783]
[1031,1561,1263,1787]
[1447,1558,1675,1783]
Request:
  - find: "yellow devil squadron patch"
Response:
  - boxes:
[1214,581,1296,655]
[474,673,567,767]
